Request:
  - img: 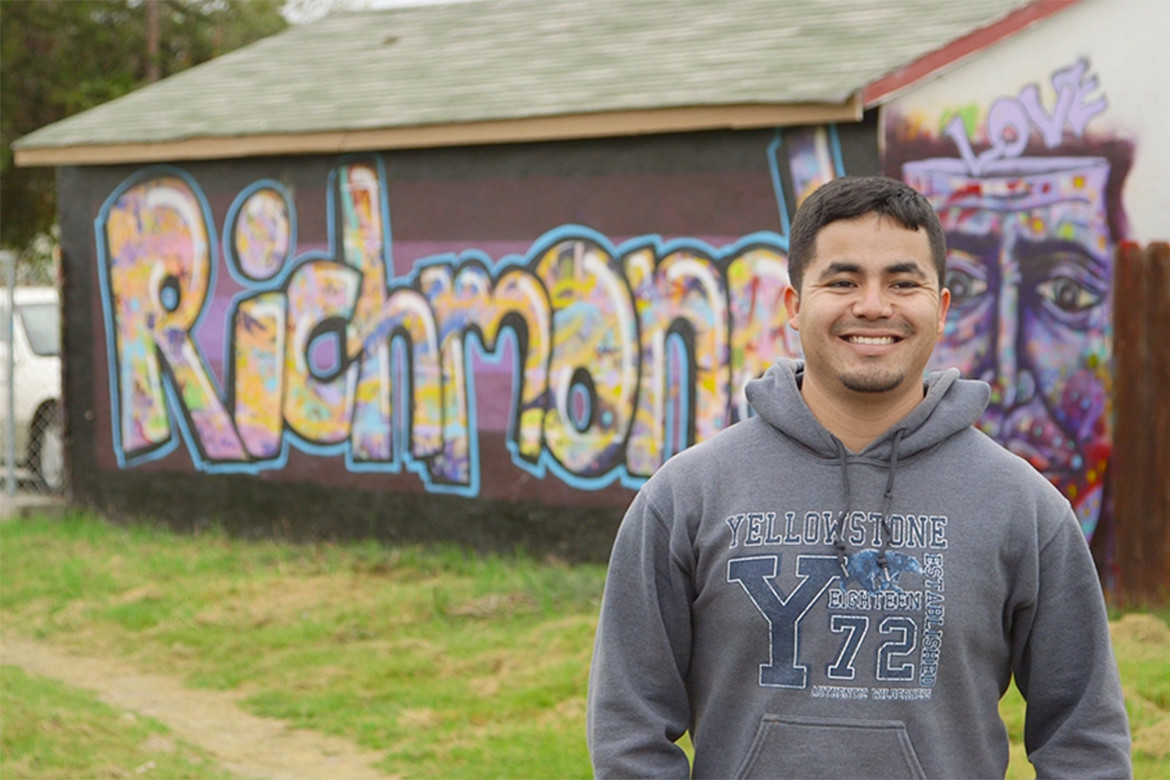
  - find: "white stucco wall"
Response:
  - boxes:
[884,0,1168,242]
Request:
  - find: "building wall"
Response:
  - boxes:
[57,2,1167,562]
[882,0,1169,557]
[59,123,880,558]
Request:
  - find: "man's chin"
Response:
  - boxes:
[841,371,906,394]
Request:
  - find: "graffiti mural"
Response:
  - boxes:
[886,59,1133,542]
[92,81,1133,545]
[94,131,848,497]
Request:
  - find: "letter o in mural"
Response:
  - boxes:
[227,183,294,282]
[534,238,638,479]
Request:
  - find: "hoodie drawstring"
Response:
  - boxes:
[831,428,905,582]
[832,441,852,577]
[875,429,905,582]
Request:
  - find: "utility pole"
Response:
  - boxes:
[2,250,16,500]
[146,0,160,83]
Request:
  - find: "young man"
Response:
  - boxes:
[587,176,1131,778]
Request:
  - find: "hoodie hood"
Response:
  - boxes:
[745,358,990,462]
[746,358,992,576]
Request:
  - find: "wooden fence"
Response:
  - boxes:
[1111,241,1170,606]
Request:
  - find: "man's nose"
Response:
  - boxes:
[851,282,894,319]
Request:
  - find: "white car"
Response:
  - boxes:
[1,286,64,492]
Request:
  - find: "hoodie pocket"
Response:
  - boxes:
[735,714,927,779]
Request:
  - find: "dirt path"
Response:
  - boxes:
[1,633,397,780]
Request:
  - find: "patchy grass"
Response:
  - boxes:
[1111,613,1170,777]
[2,510,1166,778]
[0,664,233,780]
[1,511,603,778]
[1000,611,1170,778]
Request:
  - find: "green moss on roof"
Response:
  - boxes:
[16,0,1035,151]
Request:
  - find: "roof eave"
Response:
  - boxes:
[861,0,1082,107]
[13,99,864,168]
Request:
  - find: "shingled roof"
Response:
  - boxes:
[14,0,1077,166]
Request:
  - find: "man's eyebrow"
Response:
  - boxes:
[816,261,862,279]
[885,262,929,278]
[815,261,930,279]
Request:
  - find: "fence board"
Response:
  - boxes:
[1111,242,1170,605]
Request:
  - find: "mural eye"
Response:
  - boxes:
[1036,276,1103,313]
[944,267,988,307]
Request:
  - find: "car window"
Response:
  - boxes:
[17,302,60,356]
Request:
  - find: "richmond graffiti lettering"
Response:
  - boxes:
[95,156,814,495]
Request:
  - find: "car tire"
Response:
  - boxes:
[30,403,65,494]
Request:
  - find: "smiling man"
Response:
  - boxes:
[783,204,950,453]
[587,176,1130,778]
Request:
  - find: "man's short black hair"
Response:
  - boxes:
[787,176,947,293]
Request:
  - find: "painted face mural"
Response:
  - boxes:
[889,60,1129,543]
[904,158,1113,539]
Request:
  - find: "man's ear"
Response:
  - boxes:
[783,284,801,331]
[935,286,951,341]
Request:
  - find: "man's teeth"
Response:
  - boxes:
[848,335,896,345]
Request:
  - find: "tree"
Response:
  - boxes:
[0,0,289,270]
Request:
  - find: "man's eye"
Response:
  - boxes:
[944,268,988,305]
[1036,276,1103,312]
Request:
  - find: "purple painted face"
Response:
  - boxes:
[904,157,1113,540]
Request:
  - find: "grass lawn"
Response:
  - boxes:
[0,663,233,779]
[1,511,1166,778]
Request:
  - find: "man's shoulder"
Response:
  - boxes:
[941,425,1068,500]
[640,415,789,493]
[661,415,783,468]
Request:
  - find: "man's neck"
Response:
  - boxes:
[800,372,924,453]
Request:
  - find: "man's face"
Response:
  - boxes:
[784,212,950,404]
[906,158,1113,537]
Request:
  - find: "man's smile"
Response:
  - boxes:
[842,334,900,346]
[833,322,914,349]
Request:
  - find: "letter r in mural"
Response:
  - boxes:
[96,170,247,468]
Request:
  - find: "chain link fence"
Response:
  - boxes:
[2,248,65,499]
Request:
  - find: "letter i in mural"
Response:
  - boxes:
[225,182,293,460]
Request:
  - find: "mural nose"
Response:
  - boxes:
[991,317,1020,409]
[994,367,1037,411]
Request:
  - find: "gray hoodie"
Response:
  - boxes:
[588,359,1131,778]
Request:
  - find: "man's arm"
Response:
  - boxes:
[1012,512,1132,778]
[588,489,694,779]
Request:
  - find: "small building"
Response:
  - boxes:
[14,0,1169,560]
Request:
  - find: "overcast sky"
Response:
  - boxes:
[285,0,482,24]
